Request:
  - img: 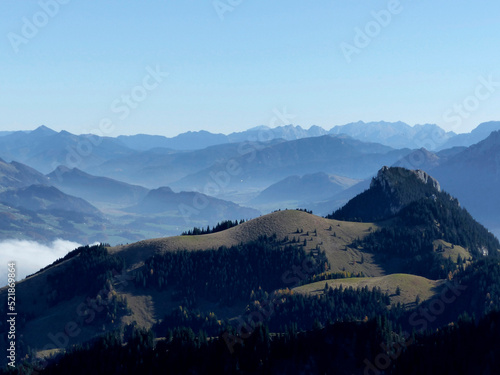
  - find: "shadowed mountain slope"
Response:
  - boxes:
[47,166,149,205]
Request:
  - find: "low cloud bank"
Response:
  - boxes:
[0,239,81,284]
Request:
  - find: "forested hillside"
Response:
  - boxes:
[2,167,500,374]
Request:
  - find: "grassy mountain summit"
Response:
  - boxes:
[111,209,381,275]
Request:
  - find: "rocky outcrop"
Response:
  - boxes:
[332,166,444,222]
[372,166,440,192]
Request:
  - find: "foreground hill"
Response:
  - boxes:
[1,166,499,372]
[0,209,382,356]
[331,166,499,277]
[111,209,383,276]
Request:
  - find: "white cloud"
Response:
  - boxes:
[0,239,81,285]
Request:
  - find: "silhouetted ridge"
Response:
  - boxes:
[330,166,441,222]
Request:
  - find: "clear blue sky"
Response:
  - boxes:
[1,0,499,137]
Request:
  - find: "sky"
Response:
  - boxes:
[1,0,499,137]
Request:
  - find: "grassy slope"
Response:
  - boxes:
[433,239,471,263]
[0,210,457,353]
[110,210,385,276]
[294,273,444,307]
[0,211,383,350]
[108,210,387,336]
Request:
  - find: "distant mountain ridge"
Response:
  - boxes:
[438,121,500,150]
[329,121,456,150]
[47,166,149,205]
[125,186,260,222]
[0,158,262,243]
[170,134,411,195]
[113,122,458,151]
[251,172,360,206]
[6,120,498,154]
[0,122,495,180]
[0,126,135,173]
[0,157,49,190]
[0,184,101,216]
[2,122,499,240]
[117,130,230,151]
[430,130,500,236]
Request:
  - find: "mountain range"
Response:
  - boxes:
[0,125,135,174]
[0,118,499,372]
[169,135,411,195]
[0,161,261,243]
[106,121,498,151]
[1,121,499,243]
[1,165,499,373]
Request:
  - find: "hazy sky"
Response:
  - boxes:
[1,1,499,137]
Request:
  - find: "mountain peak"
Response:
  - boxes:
[447,129,500,164]
[471,121,500,135]
[331,166,443,221]
[149,186,174,196]
[374,166,441,193]
[52,165,72,174]
[477,129,500,148]
[31,125,56,136]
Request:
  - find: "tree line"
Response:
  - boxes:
[181,219,245,236]
[134,234,329,305]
